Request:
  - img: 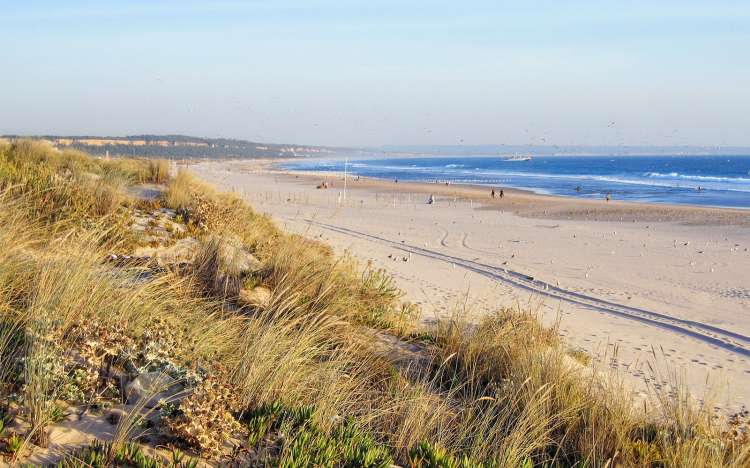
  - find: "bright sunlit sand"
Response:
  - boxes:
[193,159,750,413]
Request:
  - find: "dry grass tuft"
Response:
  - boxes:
[146,159,170,184]
[191,235,242,299]
[164,169,199,211]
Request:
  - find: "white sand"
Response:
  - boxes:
[191,160,750,413]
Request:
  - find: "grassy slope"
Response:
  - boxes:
[0,141,748,467]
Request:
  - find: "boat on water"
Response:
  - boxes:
[501,154,533,162]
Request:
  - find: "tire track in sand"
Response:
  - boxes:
[307,219,750,358]
[460,231,501,258]
[439,227,450,247]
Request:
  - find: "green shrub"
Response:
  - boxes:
[56,440,197,468]
[242,401,394,467]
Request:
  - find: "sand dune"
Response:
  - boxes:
[191,159,750,413]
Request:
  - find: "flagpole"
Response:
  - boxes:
[344,157,348,201]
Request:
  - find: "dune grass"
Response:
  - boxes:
[0,140,748,466]
[146,159,170,184]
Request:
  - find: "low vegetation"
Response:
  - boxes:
[0,140,748,466]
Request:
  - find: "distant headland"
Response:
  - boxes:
[0,134,346,159]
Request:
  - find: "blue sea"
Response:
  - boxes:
[280,155,750,209]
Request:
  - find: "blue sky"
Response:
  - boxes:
[1,1,749,147]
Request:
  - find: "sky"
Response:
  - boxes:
[1,1,749,147]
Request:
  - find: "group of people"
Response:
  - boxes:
[427,188,504,205]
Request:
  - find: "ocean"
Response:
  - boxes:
[280,155,750,209]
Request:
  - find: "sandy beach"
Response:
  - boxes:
[191,159,750,413]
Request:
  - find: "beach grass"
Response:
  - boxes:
[0,140,748,466]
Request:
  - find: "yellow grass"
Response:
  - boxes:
[1,140,749,466]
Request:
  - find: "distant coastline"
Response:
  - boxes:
[0,134,348,159]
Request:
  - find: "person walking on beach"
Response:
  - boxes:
[499,189,504,199]
[491,189,496,198]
